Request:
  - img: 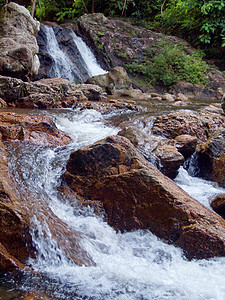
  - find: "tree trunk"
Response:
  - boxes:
[30,0,36,18]
[91,0,95,13]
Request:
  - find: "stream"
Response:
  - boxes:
[1,99,225,299]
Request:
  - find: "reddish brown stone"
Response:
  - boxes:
[174,134,198,159]
[0,112,72,146]
[0,124,92,271]
[196,130,225,187]
[63,135,225,259]
[211,194,225,219]
[151,110,225,142]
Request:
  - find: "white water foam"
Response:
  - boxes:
[71,31,107,77]
[9,109,225,299]
[175,167,225,209]
[43,25,82,82]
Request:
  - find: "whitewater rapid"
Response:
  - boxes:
[4,108,225,300]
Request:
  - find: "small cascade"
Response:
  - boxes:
[37,24,106,83]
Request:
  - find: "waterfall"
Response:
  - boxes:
[37,24,106,83]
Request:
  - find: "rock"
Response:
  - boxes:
[0,2,40,80]
[0,98,7,107]
[0,139,34,271]
[118,126,184,178]
[78,13,224,98]
[62,135,225,259]
[77,84,107,101]
[0,75,107,109]
[211,194,225,219]
[174,134,198,159]
[151,110,225,142]
[222,94,225,113]
[121,89,152,100]
[170,80,222,100]
[195,130,225,187]
[0,112,72,146]
[162,93,175,101]
[155,144,184,178]
[86,66,132,94]
[175,93,189,102]
[0,129,93,271]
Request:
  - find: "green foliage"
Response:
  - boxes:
[126,41,208,86]
[158,0,225,49]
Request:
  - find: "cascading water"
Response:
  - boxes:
[3,108,225,300]
[37,24,106,83]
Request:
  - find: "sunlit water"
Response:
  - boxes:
[2,108,225,300]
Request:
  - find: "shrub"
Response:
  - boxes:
[126,40,208,86]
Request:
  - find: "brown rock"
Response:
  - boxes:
[195,130,225,187]
[151,110,225,142]
[118,126,184,179]
[162,93,175,101]
[0,139,34,271]
[62,135,225,259]
[86,67,132,95]
[211,194,225,219]
[0,112,72,146]
[155,144,184,178]
[0,133,93,271]
[174,134,198,159]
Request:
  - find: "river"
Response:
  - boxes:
[1,100,225,299]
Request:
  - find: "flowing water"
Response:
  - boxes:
[1,106,225,300]
[38,25,106,83]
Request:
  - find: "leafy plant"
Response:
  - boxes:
[126,41,208,86]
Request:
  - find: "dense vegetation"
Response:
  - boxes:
[27,0,225,56]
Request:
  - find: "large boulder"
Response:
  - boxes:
[86,66,132,95]
[0,126,92,271]
[78,13,224,98]
[0,137,35,271]
[211,194,225,219]
[151,109,225,143]
[194,130,225,187]
[0,2,40,80]
[62,135,225,259]
[118,126,184,179]
[0,112,72,146]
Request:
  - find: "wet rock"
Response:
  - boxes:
[86,66,132,95]
[0,139,34,271]
[211,194,225,219]
[155,144,184,178]
[174,134,198,159]
[0,2,40,80]
[118,126,184,179]
[151,110,225,143]
[63,135,225,259]
[0,112,72,146]
[195,130,225,187]
[0,130,93,271]
[37,24,90,83]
